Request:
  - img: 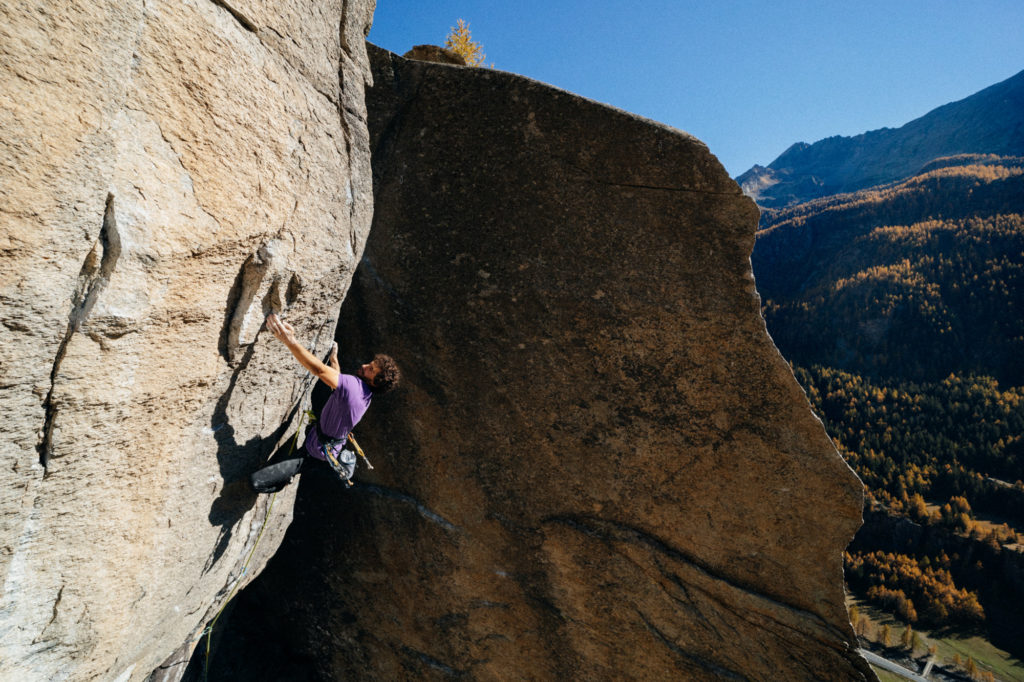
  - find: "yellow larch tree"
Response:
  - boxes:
[444,19,487,66]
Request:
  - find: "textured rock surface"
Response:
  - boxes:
[213,45,872,680]
[402,44,467,65]
[0,1,374,680]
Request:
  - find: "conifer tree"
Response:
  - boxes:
[901,624,914,650]
[856,616,871,638]
[444,19,487,66]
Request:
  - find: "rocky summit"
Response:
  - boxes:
[211,45,871,680]
[0,1,373,680]
[738,69,1024,208]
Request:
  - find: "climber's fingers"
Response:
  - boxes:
[328,341,340,371]
[266,312,281,336]
[266,313,293,342]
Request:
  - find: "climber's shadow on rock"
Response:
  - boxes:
[206,344,279,570]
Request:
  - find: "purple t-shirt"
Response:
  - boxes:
[304,373,372,460]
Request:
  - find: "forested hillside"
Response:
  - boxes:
[752,154,1024,658]
[756,155,1024,386]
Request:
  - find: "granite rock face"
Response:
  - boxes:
[0,1,374,680]
[216,45,871,680]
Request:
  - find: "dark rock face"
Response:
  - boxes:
[738,69,1024,207]
[216,44,869,680]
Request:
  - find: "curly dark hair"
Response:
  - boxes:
[371,354,401,394]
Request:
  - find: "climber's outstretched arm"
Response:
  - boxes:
[265,313,340,390]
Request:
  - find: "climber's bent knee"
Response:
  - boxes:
[250,456,305,494]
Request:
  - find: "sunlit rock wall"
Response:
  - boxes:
[0,1,374,679]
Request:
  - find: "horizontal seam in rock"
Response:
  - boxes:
[563,162,739,196]
[400,645,468,678]
[358,484,462,533]
[582,179,740,196]
[655,559,835,648]
[340,101,366,122]
[261,23,295,50]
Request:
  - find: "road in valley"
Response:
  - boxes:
[859,649,931,682]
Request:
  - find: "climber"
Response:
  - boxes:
[249,313,400,493]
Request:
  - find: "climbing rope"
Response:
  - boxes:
[201,407,308,681]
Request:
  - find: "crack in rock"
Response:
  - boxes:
[542,513,841,639]
[358,484,462,534]
[400,645,468,678]
[634,607,747,681]
[225,238,295,361]
[39,194,121,469]
[208,0,257,33]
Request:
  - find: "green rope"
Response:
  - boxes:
[202,408,308,681]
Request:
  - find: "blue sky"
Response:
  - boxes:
[368,1,1024,177]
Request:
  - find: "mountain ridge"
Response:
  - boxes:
[739,69,1024,208]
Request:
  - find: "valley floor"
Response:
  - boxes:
[847,594,1024,681]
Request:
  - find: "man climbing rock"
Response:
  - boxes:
[250,313,400,493]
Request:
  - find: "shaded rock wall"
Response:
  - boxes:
[215,45,871,680]
[0,1,374,679]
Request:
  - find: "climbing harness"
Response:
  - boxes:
[308,409,374,486]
